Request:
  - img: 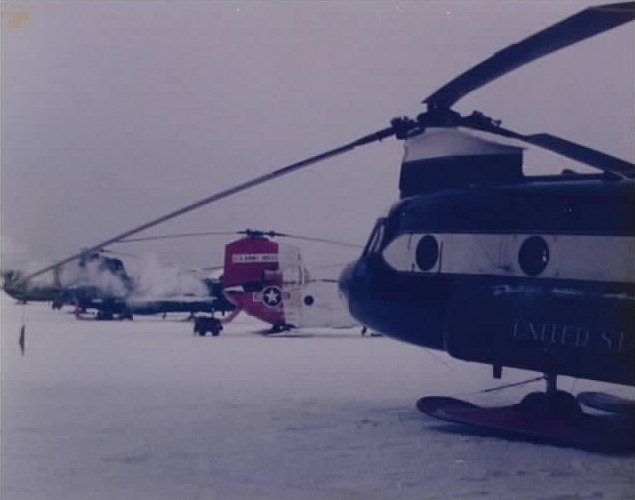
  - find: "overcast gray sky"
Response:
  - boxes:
[2,1,634,272]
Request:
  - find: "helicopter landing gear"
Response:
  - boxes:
[416,372,634,451]
[95,310,114,321]
[193,316,223,337]
[265,323,293,335]
[516,373,582,420]
[577,391,635,418]
[119,309,134,320]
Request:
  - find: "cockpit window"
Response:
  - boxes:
[362,218,387,257]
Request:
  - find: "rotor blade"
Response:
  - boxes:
[424,2,635,109]
[466,124,635,176]
[118,231,239,243]
[99,248,139,258]
[270,232,363,249]
[25,126,394,280]
[519,133,635,177]
[312,263,352,270]
[121,229,362,249]
[200,265,225,272]
[236,229,363,248]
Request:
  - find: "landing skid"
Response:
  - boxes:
[577,391,635,419]
[417,378,634,452]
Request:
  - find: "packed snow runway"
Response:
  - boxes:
[2,296,633,500]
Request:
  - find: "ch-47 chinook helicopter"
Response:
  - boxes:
[27,2,634,448]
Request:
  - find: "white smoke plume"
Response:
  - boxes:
[58,259,129,298]
[127,254,208,299]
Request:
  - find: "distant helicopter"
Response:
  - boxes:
[117,229,361,334]
[115,254,235,320]
[123,276,235,320]
[49,250,234,320]
[221,229,358,333]
[27,3,634,449]
[2,250,131,311]
[3,268,63,304]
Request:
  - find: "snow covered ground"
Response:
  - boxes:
[1,294,633,500]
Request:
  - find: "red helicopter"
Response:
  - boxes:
[221,229,359,333]
[27,2,634,449]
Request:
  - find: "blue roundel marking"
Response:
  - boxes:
[262,286,282,307]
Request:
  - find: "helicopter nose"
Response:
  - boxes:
[338,261,358,302]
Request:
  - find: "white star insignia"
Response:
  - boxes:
[262,286,282,306]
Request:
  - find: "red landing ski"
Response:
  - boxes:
[417,393,634,452]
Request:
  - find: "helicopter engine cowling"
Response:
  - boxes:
[399,128,524,198]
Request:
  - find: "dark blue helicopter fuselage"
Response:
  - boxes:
[340,175,634,386]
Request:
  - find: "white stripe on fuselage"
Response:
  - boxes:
[382,233,635,283]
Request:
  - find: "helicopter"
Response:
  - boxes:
[220,229,359,333]
[41,249,236,321]
[3,268,64,304]
[2,250,132,311]
[336,2,635,448]
[25,2,634,448]
[116,229,361,334]
[123,276,235,320]
[113,256,235,320]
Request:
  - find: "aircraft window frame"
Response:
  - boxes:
[362,218,387,257]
